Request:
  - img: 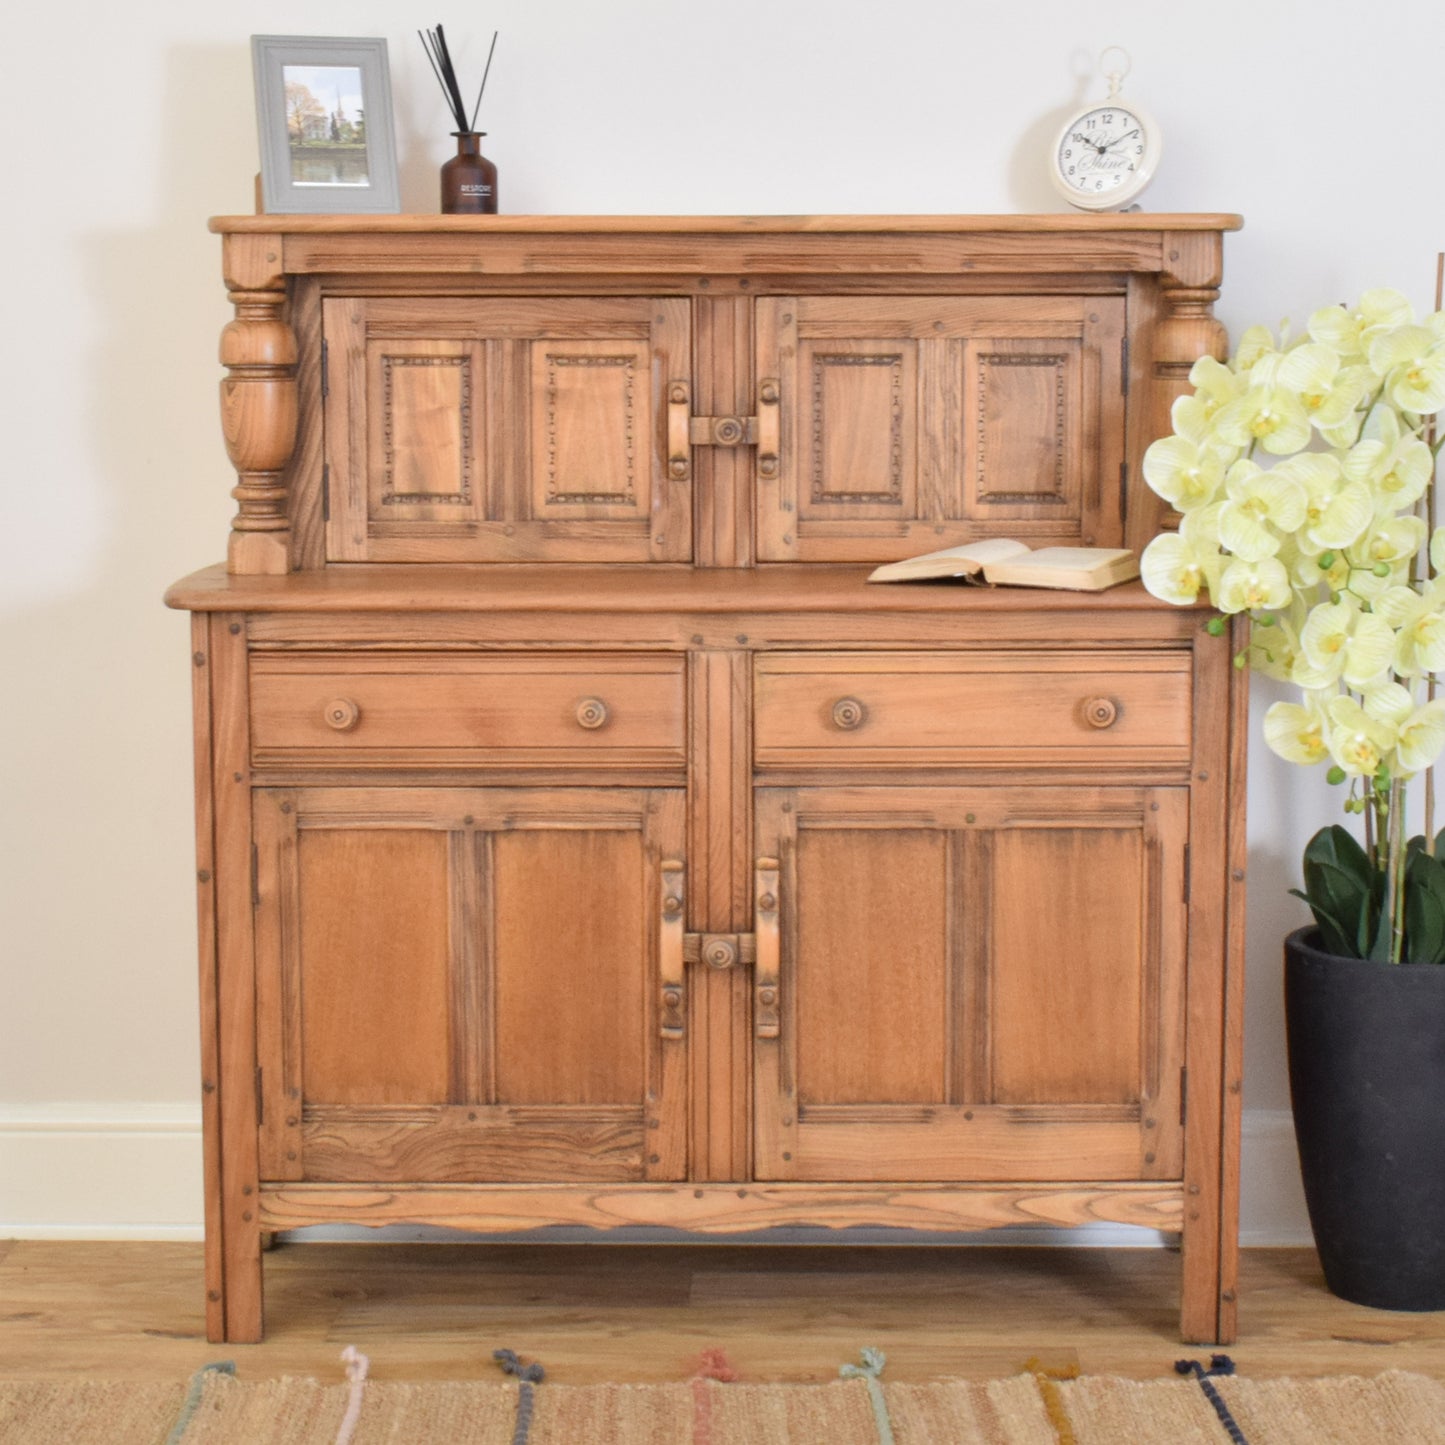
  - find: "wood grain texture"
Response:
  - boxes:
[256,1181,1186,1233]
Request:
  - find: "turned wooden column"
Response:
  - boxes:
[1126,230,1230,550]
[219,234,296,575]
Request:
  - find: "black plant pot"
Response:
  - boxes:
[1284,926,1445,1310]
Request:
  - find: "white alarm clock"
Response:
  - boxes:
[1050,48,1162,211]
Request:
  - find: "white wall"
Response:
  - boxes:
[2,0,1440,1239]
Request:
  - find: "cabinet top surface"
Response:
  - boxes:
[209,212,1243,236]
[166,563,1201,617]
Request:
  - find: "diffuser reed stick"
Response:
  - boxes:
[419,25,499,133]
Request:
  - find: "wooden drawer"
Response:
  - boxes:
[250,654,686,769]
[753,651,1192,768]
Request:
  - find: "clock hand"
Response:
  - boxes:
[1105,128,1141,149]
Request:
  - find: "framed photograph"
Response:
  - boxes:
[251,35,400,215]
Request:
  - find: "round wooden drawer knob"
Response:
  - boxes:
[1082,696,1120,729]
[831,697,868,731]
[322,698,362,731]
[575,697,610,730]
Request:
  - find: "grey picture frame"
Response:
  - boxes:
[251,35,400,215]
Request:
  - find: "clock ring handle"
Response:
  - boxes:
[1100,44,1131,95]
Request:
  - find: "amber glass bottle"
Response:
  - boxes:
[441,132,498,214]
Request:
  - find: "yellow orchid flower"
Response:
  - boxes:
[1342,409,1434,515]
[1140,434,1230,512]
[1373,578,1445,676]
[1325,696,1397,776]
[1346,516,1427,571]
[1232,323,1285,378]
[1217,458,1305,560]
[1215,384,1313,455]
[1216,556,1291,614]
[1369,325,1445,415]
[1140,530,1222,605]
[1263,695,1333,765]
[1177,355,1246,432]
[1295,599,1396,689]
[1307,289,1416,360]
[1396,701,1445,774]
[1277,344,1373,439]
[1280,452,1372,551]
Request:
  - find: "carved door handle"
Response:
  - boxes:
[756,377,781,480]
[667,381,691,481]
[754,856,781,1038]
[659,859,686,1039]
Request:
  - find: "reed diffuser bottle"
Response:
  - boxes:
[442,132,498,214]
[421,25,499,215]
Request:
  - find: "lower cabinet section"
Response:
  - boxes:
[186,608,1241,1349]
[251,786,690,1184]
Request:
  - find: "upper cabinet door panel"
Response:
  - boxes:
[756,296,1125,562]
[324,297,692,563]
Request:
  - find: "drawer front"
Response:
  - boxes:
[754,652,1192,768]
[251,654,686,769]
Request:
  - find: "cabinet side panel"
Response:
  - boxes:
[493,829,646,1105]
[794,829,948,1105]
[298,829,452,1104]
[989,827,1144,1105]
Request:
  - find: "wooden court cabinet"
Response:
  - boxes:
[167,213,1246,1344]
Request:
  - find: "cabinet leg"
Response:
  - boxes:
[223,1214,265,1343]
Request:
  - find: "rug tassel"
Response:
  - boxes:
[495,1348,546,1445]
[333,1346,370,1445]
[1023,1358,1081,1445]
[1175,1354,1250,1445]
[164,1361,235,1445]
[840,1348,895,1445]
[691,1347,740,1445]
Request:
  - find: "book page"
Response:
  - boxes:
[867,538,1030,583]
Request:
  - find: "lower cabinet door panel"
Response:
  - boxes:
[753,785,1188,1183]
[252,786,688,1183]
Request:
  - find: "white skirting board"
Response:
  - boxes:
[0,1105,1312,1245]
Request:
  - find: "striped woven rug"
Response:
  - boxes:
[3,1350,1442,1443]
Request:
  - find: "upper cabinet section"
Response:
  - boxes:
[756,294,1124,561]
[208,214,1240,574]
[324,297,691,563]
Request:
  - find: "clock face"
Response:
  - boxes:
[1053,104,1157,209]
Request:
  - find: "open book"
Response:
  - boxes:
[867,539,1139,592]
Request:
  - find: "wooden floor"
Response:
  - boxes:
[1,1239,1441,1385]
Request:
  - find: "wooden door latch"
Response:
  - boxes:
[659,858,784,1041]
[666,380,781,481]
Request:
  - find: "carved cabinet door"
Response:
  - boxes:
[252,786,689,1184]
[754,296,1126,561]
[751,785,1188,1182]
[322,297,692,563]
